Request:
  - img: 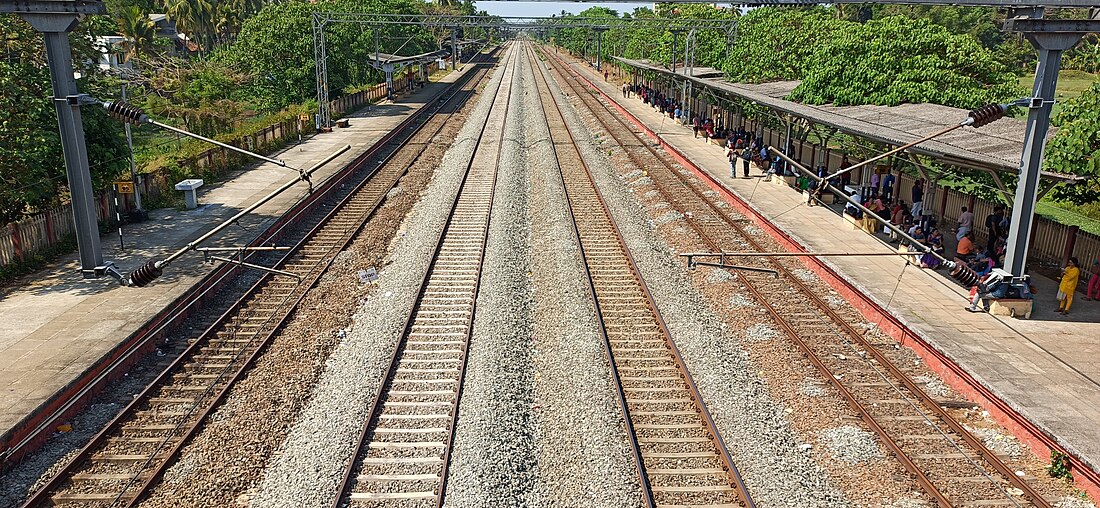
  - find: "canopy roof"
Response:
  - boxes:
[617,57,1082,183]
[371,49,451,66]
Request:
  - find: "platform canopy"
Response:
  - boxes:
[370,49,451,67]
[616,57,1084,185]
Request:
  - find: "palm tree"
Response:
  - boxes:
[116,6,156,63]
[162,0,215,52]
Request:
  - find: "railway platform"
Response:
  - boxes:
[558,53,1100,495]
[0,66,471,454]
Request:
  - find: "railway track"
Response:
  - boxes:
[20,50,499,508]
[332,44,518,507]
[526,43,753,508]
[540,45,1054,507]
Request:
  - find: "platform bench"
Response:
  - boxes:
[989,298,1033,319]
[335,118,350,128]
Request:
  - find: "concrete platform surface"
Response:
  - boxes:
[561,54,1100,480]
[0,67,471,443]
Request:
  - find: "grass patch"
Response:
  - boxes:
[1036,201,1100,236]
[1018,69,1097,101]
[1014,70,1098,118]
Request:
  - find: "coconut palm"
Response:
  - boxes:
[162,0,215,51]
[116,6,157,62]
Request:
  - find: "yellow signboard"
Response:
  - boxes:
[114,181,135,194]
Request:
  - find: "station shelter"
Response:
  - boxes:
[611,57,1092,277]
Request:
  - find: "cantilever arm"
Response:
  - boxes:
[125,145,351,287]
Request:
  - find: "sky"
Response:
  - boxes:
[477,1,656,18]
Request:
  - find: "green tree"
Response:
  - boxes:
[137,56,251,136]
[116,5,157,62]
[788,16,1020,109]
[723,7,846,83]
[0,15,129,222]
[226,0,435,113]
[162,0,215,51]
[1046,79,1100,205]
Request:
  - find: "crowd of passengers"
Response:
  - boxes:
[624,83,792,176]
[623,82,1026,278]
[622,79,1100,315]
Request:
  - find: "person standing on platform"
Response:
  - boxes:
[870,170,881,197]
[1085,259,1100,301]
[1058,257,1081,315]
[725,144,738,178]
[622,83,629,98]
[911,179,925,219]
[740,147,752,178]
[881,170,895,202]
[986,206,1005,253]
[956,206,973,241]
[692,115,701,138]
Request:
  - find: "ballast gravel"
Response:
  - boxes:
[820,425,885,464]
[540,53,848,507]
[443,48,538,506]
[250,47,515,508]
[706,267,734,283]
[729,294,756,308]
[800,379,828,398]
[745,323,782,342]
[964,424,1026,459]
[524,50,642,507]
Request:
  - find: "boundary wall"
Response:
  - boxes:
[0,64,436,270]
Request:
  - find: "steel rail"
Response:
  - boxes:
[0,52,498,474]
[528,42,754,508]
[333,42,517,508]
[524,44,653,508]
[18,51,497,508]
[544,46,1051,508]
[118,53,500,508]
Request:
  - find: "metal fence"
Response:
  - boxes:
[774,130,1100,274]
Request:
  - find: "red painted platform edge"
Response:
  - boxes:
[0,79,446,470]
[553,50,1100,500]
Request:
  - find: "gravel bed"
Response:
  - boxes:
[539,52,847,507]
[963,424,1026,459]
[819,425,885,464]
[912,374,951,398]
[729,294,756,308]
[442,48,537,507]
[0,276,263,508]
[800,379,828,398]
[706,267,734,283]
[137,99,471,507]
[520,51,641,508]
[1057,496,1097,508]
[249,47,515,508]
[745,323,782,342]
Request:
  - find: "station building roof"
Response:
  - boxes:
[615,57,1082,183]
